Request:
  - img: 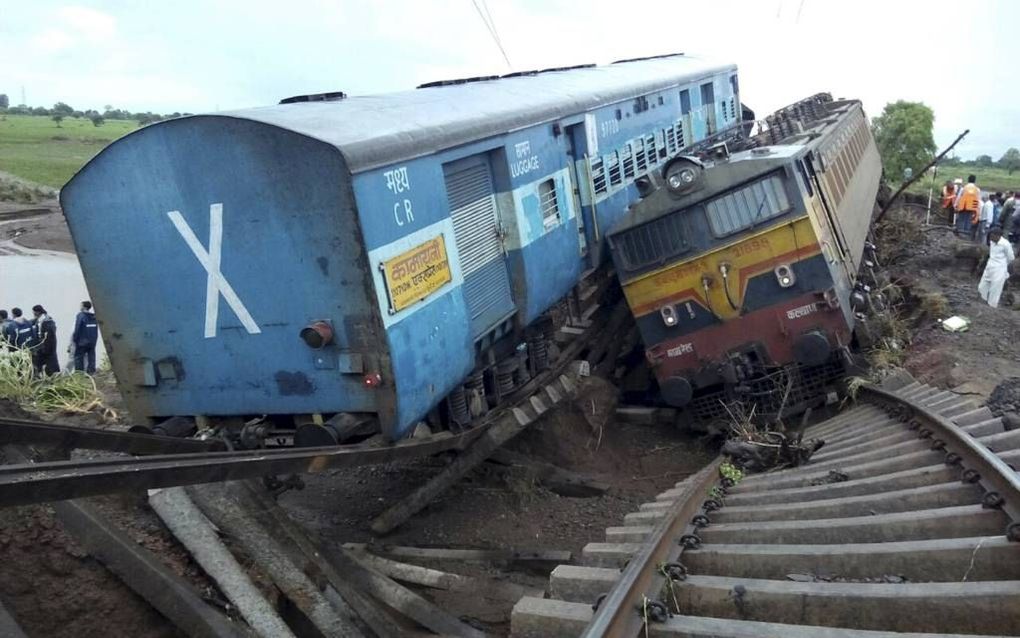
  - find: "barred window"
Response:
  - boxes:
[615,212,690,271]
[539,179,560,230]
[590,156,606,194]
[705,174,792,236]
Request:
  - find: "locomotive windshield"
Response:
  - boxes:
[704,172,792,236]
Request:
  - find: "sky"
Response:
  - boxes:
[1,0,1016,160]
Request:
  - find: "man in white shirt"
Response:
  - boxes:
[977,193,994,244]
[978,226,1016,308]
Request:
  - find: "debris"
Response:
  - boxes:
[810,470,850,486]
[987,378,1020,416]
[327,548,486,638]
[186,482,364,637]
[719,405,824,473]
[941,316,971,332]
[149,486,296,638]
[369,374,578,535]
[1,445,245,638]
[488,448,610,497]
[344,549,541,602]
[342,544,572,565]
[615,406,677,425]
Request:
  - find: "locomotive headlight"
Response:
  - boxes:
[660,305,678,327]
[663,157,704,195]
[774,264,796,288]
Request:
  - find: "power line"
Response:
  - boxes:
[470,0,511,70]
[480,0,508,61]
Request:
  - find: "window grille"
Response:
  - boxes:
[607,152,622,186]
[590,156,606,194]
[538,179,560,230]
[616,212,690,270]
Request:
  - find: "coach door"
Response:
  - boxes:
[443,155,516,338]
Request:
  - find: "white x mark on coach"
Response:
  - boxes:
[168,203,261,338]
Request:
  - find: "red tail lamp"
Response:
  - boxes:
[300,321,334,349]
[364,372,382,387]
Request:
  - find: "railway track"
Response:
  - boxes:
[512,372,1020,637]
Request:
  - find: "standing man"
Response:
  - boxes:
[30,305,60,376]
[941,180,958,226]
[977,193,994,244]
[954,175,981,239]
[1000,191,1017,240]
[71,301,99,374]
[993,192,1004,226]
[979,226,1016,308]
[9,308,34,349]
[0,310,14,350]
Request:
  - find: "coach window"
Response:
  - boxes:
[539,179,560,230]
[679,89,691,115]
[700,82,714,107]
[729,75,738,96]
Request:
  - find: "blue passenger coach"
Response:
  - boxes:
[61,54,742,440]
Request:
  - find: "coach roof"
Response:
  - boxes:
[212,54,735,174]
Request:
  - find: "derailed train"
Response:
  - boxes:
[608,96,882,423]
[61,54,751,442]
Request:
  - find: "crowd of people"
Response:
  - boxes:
[0,301,100,376]
[940,176,1018,308]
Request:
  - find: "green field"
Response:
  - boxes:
[904,164,1020,196]
[0,114,135,189]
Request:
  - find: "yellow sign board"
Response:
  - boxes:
[383,235,453,312]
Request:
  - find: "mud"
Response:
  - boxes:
[0,201,72,253]
[879,208,1020,400]
[279,379,715,634]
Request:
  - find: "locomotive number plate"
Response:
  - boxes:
[383,235,452,312]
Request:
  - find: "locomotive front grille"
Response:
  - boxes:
[687,357,844,423]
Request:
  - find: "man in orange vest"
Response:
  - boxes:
[941,180,957,226]
[954,174,981,239]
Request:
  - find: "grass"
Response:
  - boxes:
[0,348,116,419]
[904,164,1020,197]
[0,114,135,189]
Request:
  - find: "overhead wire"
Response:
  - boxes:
[480,0,508,60]
[470,0,512,69]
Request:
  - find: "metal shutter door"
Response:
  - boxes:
[443,156,515,336]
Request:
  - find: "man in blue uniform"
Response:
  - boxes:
[9,308,35,349]
[71,300,99,374]
[0,310,14,350]
[31,305,60,376]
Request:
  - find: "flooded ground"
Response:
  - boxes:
[0,241,105,366]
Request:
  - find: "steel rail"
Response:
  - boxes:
[0,417,225,455]
[581,458,722,637]
[0,429,488,507]
[579,386,1020,637]
[861,385,1020,528]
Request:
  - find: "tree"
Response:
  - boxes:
[871,101,937,182]
[89,113,105,127]
[52,114,64,127]
[0,94,8,109]
[52,102,73,115]
[975,154,994,167]
[999,148,1020,175]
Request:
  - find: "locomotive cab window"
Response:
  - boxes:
[679,89,691,115]
[705,173,792,237]
[539,179,560,230]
